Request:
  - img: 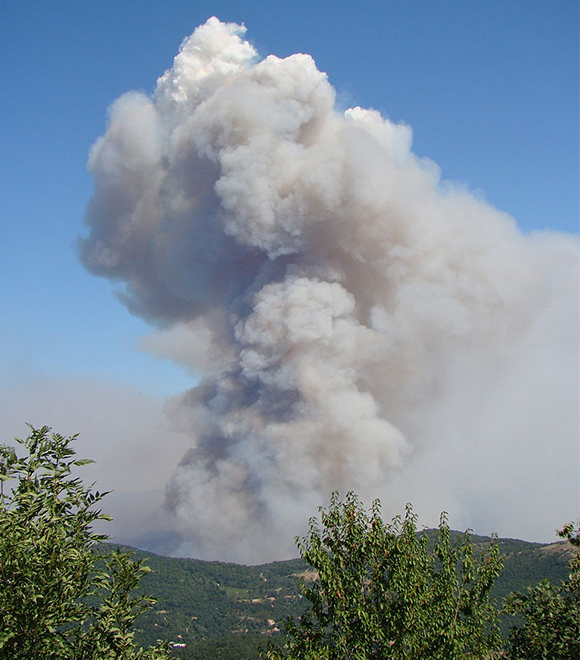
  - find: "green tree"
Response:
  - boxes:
[266,492,503,660]
[504,522,579,660]
[0,425,169,659]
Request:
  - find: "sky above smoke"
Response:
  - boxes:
[77,18,578,562]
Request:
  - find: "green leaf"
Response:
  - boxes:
[72,459,96,466]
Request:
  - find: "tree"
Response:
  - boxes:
[266,492,504,660]
[0,425,169,659]
[504,522,580,660]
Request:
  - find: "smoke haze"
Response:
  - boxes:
[80,18,579,562]
[0,377,190,556]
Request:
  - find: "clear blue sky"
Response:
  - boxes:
[1,0,578,397]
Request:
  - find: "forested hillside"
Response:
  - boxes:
[115,534,572,659]
[1,428,575,659]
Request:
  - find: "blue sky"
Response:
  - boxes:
[0,1,578,554]
[1,1,577,398]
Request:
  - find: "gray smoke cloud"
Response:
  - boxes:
[80,18,579,562]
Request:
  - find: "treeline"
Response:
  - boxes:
[119,534,571,650]
[1,427,577,659]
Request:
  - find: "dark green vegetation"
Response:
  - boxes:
[262,493,578,659]
[120,547,307,654]
[266,493,505,658]
[121,508,573,658]
[503,523,579,659]
[0,426,169,659]
[1,427,577,659]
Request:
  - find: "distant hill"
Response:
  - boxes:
[107,533,573,659]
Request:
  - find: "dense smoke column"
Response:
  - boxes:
[81,18,579,562]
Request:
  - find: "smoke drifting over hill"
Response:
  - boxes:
[81,18,578,562]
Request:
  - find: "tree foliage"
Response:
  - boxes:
[3,428,577,660]
[266,491,504,660]
[0,425,169,659]
[504,521,580,660]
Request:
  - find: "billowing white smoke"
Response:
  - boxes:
[81,18,579,562]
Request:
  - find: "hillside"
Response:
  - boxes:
[106,533,573,659]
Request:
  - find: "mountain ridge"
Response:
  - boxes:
[100,531,572,658]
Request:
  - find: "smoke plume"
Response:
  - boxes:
[81,18,579,562]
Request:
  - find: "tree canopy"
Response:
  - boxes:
[504,522,579,659]
[266,491,504,659]
[0,425,169,659]
[1,427,577,659]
